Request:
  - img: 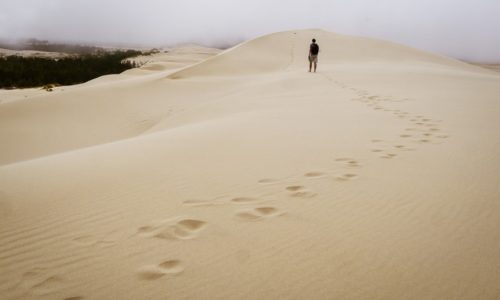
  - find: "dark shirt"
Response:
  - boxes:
[310,43,319,55]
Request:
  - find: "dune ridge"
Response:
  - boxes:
[1,29,499,300]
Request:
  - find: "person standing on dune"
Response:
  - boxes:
[309,39,319,72]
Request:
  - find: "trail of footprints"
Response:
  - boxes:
[133,157,361,281]
[137,79,449,284]
[21,81,449,292]
[324,76,449,159]
[133,218,205,281]
[13,78,451,297]
[337,82,450,159]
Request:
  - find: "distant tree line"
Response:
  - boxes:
[0,39,105,55]
[0,50,142,89]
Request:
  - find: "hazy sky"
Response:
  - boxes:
[1,0,499,62]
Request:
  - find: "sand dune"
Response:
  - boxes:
[1,29,500,300]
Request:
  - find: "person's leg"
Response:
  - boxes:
[309,61,312,72]
[314,61,317,72]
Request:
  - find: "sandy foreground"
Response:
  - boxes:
[0,29,499,300]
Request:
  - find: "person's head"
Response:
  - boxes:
[312,39,316,43]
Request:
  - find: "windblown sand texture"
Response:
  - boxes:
[1,29,499,300]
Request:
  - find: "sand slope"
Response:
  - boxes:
[1,29,500,300]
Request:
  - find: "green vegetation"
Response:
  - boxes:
[0,50,142,89]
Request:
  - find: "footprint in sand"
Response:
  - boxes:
[417,139,431,144]
[334,173,358,181]
[394,145,414,151]
[257,178,278,184]
[182,199,213,207]
[138,218,206,241]
[235,206,285,221]
[285,185,305,192]
[304,172,326,178]
[335,158,361,168]
[182,198,225,207]
[404,128,418,132]
[284,185,316,198]
[290,191,317,198]
[380,153,398,159]
[137,260,184,280]
[230,197,262,204]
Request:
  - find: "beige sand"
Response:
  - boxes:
[0,29,499,300]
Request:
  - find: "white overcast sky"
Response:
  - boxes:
[0,0,499,62]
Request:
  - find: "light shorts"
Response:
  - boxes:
[309,55,318,63]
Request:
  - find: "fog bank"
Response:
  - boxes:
[1,0,499,62]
